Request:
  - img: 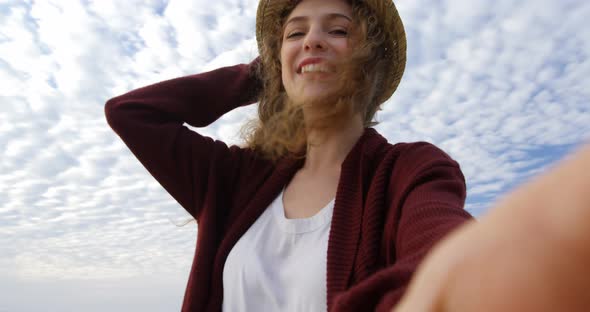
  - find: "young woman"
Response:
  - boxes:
[105,0,473,311]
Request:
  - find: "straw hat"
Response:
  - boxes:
[255,0,407,104]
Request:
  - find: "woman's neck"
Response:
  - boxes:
[302,113,364,175]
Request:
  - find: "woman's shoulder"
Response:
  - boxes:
[392,141,457,165]
[363,129,458,169]
[358,131,464,196]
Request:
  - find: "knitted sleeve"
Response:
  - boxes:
[332,142,473,311]
[104,59,262,221]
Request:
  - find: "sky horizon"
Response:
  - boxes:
[1,0,589,311]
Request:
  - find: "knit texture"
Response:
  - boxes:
[105,60,473,311]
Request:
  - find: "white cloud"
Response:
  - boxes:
[1,0,589,311]
[379,0,590,215]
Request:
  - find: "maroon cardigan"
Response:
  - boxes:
[105,60,473,311]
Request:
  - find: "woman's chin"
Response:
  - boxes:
[286,83,343,108]
[290,94,325,108]
[296,88,339,104]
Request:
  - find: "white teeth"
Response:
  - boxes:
[300,64,329,73]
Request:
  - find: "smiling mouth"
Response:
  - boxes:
[298,64,332,74]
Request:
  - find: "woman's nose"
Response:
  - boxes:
[303,30,326,51]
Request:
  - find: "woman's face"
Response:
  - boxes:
[280,0,353,105]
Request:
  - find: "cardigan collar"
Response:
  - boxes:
[208,127,388,311]
[322,127,386,308]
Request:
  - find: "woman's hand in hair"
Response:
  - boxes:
[393,143,590,312]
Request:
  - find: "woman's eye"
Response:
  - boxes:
[330,29,348,36]
[286,32,304,39]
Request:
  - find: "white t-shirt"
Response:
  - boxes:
[222,187,335,312]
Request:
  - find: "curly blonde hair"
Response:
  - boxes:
[241,0,389,162]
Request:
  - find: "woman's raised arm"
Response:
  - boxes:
[105,59,261,221]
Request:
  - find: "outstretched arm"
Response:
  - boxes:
[394,143,590,312]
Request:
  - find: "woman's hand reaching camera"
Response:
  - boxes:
[394,143,590,312]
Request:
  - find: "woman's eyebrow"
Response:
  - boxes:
[285,13,352,27]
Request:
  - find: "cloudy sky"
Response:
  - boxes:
[1,0,589,311]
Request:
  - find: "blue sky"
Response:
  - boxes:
[1,0,589,311]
